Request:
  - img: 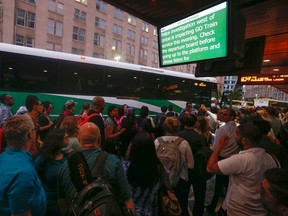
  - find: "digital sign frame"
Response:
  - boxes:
[158,0,244,67]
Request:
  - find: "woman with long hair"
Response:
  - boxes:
[104,105,125,155]
[135,106,155,140]
[38,101,54,142]
[195,116,213,147]
[34,128,69,216]
[124,132,164,215]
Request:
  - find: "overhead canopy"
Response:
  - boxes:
[104,0,288,94]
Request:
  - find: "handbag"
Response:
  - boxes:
[160,189,182,216]
[158,163,182,216]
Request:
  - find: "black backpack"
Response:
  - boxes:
[66,151,126,216]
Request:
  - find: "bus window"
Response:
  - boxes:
[141,73,163,99]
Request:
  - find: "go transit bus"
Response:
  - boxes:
[254,98,288,110]
[0,43,217,117]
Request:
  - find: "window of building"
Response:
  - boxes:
[75,0,88,5]
[16,9,36,29]
[48,0,64,14]
[95,17,106,29]
[112,39,122,52]
[96,0,106,13]
[27,12,35,28]
[15,35,34,47]
[16,9,25,26]
[72,26,86,42]
[153,27,157,36]
[93,53,104,58]
[127,29,136,40]
[72,48,84,55]
[47,42,62,51]
[113,24,122,35]
[0,3,3,21]
[23,0,36,4]
[140,36,149,45]
[140,48,148,60]
[48,19,63,36]
[114,7,124,21]
[16,35,24,46]
[142,22,149,32]
[26,37,34,47]
[94,33,105,47]
[126,43,135,55]
[127,14,137,26]
[152,40,158,49]
[56,2,64,14]
[48,0,56,12]
[152,52,158,63]
[74,9,87,22]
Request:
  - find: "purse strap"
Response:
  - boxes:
[91,151,108,178]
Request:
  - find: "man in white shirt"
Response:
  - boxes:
[207,108,239,214]
[207,123,278,216]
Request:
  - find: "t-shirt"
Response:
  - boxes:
[218,148,277,216]
[0,147,46,215]
[34,156,66,215]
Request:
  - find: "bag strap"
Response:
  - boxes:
[157,137,183,147]
[91,151,108,177]
[269,153,281,168]
[173,137,184,146]
[87,113,100,120]
[157,137,165,145]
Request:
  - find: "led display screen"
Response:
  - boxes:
[158,1,228,67]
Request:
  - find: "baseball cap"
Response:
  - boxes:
[65,100,78,108]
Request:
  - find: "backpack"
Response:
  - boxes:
[156,137,184,187]
[79,113,100,126]
[66,151,126,216]
[193,145,213,181]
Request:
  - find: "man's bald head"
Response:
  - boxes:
[79,123,101,147]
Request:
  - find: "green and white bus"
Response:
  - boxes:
[254,98,288,110]
[0,43,217,117]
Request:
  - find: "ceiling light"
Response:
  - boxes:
[263,59,270,63]
[273,68,279,71]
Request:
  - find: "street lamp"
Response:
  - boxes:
[114,55,121,62]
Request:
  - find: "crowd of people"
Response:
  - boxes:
[0,93,288,216]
